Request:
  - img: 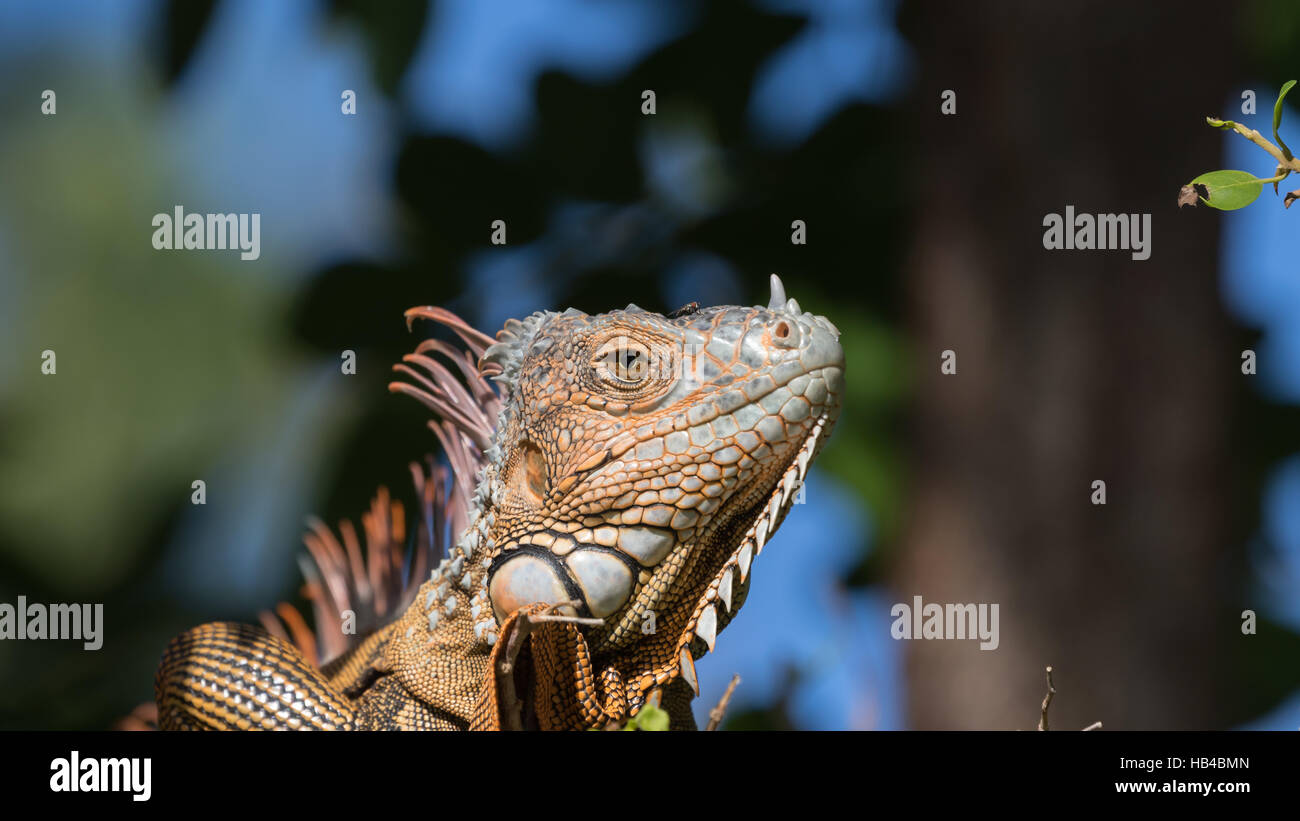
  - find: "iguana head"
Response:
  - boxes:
[402,275,843,712]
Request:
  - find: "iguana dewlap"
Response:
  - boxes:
[156,275,844,730]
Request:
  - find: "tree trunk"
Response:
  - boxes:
[895,1,1239,729]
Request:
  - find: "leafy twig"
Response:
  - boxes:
[1180,80,1299,212]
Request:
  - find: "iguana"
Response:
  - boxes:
[155,275,844,730]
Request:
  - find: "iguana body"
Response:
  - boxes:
[156,276,844,730]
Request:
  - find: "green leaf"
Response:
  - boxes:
[621,704,670,731]
[1187,170,1268,210]
[586,703,671,730]
[636,705,670,731]
[1273,80,1296,160]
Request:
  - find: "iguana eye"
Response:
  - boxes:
[593,337,652,387]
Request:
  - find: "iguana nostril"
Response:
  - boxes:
[772,319,799,349]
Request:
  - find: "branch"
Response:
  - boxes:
[527,612,604,627]
[1207,118,1300,173]
[1037,664,1103,732]
[705,674,742,731]
[1038,666,1056,731]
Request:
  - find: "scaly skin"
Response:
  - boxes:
[156,276,844,730]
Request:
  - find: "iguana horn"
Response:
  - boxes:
[767,273,787,310]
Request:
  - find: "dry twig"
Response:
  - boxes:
[706,674,742,731]
[1038,665,1103,732]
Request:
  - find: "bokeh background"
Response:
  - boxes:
[1,0,1298,730]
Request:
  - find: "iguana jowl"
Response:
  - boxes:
[156,275,844,730]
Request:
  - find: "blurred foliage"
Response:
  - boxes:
[1242,0,1300,83]
[326,0,429,97]
[1226,2,1300,723]
[1235,613,1300,722]
[1226,332,1300,726]
[718,665,800,730]
[0,65,297,592]
[0,61,335,728]
[156,0,219,86]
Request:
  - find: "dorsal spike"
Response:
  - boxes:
[477,311,554,394]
